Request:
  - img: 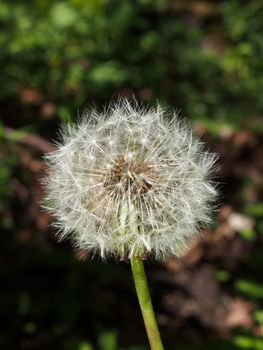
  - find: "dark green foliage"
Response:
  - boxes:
[0,0,262,127]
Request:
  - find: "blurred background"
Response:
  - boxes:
[1,0,263,349]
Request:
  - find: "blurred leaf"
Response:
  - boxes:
[79,342,93,350]
[235,279,263,300]
[23,322,36,334]
[51,2,78,28]
[254,310,263,326]
[89,61,127,86]
[232,335,263,350]
[215,270,231,282]
[18,293,30,315]
[244,203,263,218]
[239,228,256,242]
[98,329,118,350]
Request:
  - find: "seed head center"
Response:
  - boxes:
[105,156,157,197]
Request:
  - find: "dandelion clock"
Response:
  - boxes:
[43,99,217,350]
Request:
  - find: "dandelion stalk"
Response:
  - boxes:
[131,255,164,350]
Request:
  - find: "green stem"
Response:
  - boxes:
[130,256,164,350]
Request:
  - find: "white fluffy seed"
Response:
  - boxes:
[43,99,218,260]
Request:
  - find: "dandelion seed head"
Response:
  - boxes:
[43,99,218,260]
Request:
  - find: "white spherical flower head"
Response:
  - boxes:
[44,100,217,260]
